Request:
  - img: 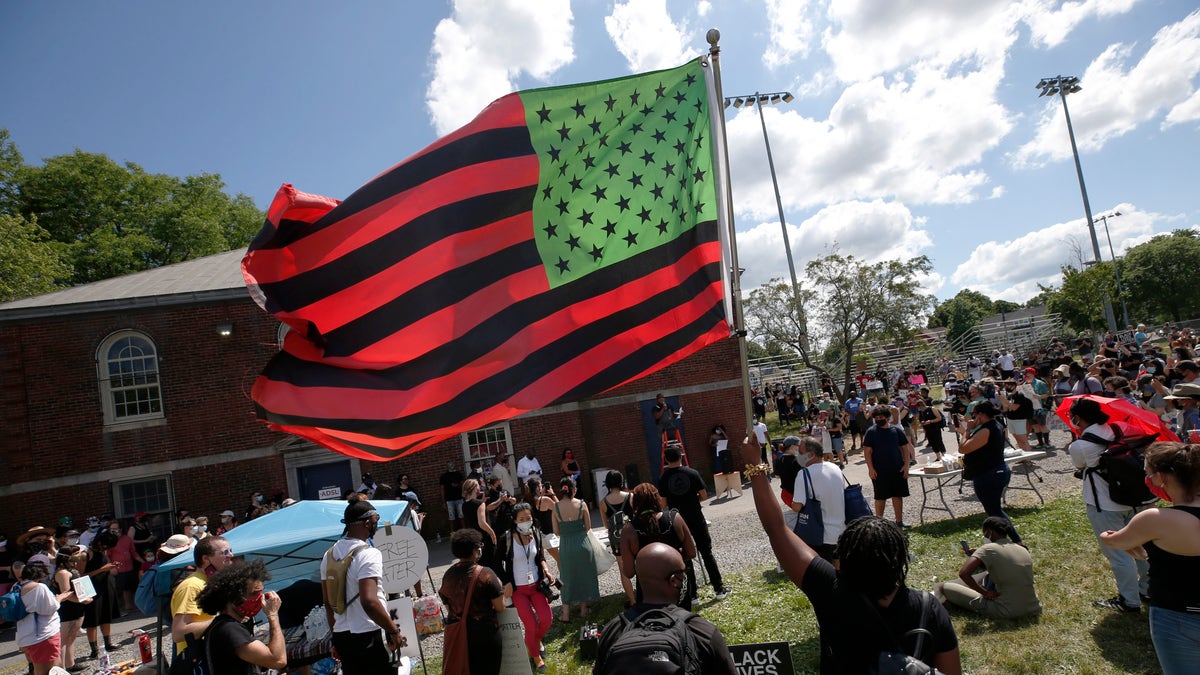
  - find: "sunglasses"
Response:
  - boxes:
[220,549,234,557]
[664,568,687,583]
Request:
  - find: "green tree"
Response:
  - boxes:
[1121,230,1200,323]
[1044,263,1118,331]
[928,289,995,348]
[0,213,72,301]
[744,253,935,402]
[0,129,22,215]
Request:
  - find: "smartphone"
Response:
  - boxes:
[959,540,971,554]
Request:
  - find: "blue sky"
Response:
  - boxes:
[2,0,1197,303]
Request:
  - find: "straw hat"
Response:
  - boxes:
[16,525,55,547]
[159,534,195,555]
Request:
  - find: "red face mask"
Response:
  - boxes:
[1145,475,1172,503]
[236,592,265,618]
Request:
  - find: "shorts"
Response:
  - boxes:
[23,633,61,664]
[1008,419,1028,435]
[831,437,844,452]
[1034,408,1049,420]
[445,499,464,520]
[871,470,911,500]
[715,450,735,474]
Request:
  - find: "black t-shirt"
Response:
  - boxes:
[440,470,464,501]
[658,466,706,524]
[800,557,957,674]
[1006,392,1034,420]
[206,614,260,675]
[963,419,1006,479]
[863,426,908,471]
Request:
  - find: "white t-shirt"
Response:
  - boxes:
[516,456,543,483]
[998,354,1015,370]
[793,461,847,545]
[1069,423,1129,512]
[319,538,388,634]
[16,582,61,648]
[753,421,769,443]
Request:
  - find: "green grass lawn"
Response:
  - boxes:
[417,493,1160,675]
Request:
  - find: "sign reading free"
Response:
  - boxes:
[728,641,794,675]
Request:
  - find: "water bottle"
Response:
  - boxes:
[98,641,110,670]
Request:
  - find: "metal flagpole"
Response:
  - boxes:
[704,28,757,444]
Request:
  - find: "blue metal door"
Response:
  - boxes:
[298,460,353,501]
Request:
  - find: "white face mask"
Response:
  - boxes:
[0,540,6,548]
[196,525,207,533]
[516,521,534,535]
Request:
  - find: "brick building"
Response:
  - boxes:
[0,250,744,539]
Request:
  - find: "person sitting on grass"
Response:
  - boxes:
[935,517,1042,619]
[739,433,962,674]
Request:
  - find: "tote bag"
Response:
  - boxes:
[792,468,825,548]
[442,566,480,675]
[587,530,616,575]
[843,474,874,523]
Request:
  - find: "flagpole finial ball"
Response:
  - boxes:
[706,29,720,46]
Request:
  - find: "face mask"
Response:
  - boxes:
[26,541,45,553]
[256,495,264,503]
[366,519,379,538]
[516,521,534,535]
[0,540,6,548]
[1145,475,1172,503]
[236,592,265,618]
[197,525,207,533]
[1147,367,1157,374]
[67,538,79,546]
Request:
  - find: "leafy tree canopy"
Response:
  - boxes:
[0,213,72,302]
[1121,229,1200,323]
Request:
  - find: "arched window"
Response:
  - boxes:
[97,330,164,425]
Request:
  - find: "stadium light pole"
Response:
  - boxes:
[1036,75,1117,334]
[1094,211,1130,328]
[723,91,808,347]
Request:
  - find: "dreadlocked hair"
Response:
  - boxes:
[1146,442,1200,502]
[837,516,909,601]
[629,483,666,535]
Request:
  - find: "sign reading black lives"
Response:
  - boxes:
[729,641,794,675]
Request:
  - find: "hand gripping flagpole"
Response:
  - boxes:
[704,29,757,446]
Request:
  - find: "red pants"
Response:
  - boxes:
[512,583,552,658]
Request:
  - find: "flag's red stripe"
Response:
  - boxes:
[253,250,722,422]
[246,155,539,286]
[270,237,710,372]
[273,211,541,339]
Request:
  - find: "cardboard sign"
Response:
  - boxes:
[71,575,97,602]
[729,641,794,675]
[317,485,341,500]
[384,596,421,660]
[373,524,429,594]
[497,608,532,675]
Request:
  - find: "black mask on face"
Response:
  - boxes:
[26,540,45,554]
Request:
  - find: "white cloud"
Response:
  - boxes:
[1164,86,1200,127]
[426,0,574,135]
[604,0,691,72]
[1022,0,1139,49]
[696,1,712,17]
[1012,10,1200,167]
[763,0,815,69]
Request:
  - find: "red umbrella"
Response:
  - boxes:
[1055,394,1176,441]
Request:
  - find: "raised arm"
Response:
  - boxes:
[738,435,818,589]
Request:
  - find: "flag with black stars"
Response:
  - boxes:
[243,58,728,461]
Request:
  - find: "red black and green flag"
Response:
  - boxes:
[242,58,730,460]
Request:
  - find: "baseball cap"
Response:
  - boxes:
[782,435,802,448]
[220,510,235,518]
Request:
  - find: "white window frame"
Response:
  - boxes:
[111,474,175,541]
[461,424,514,475]
[97,330,165,426]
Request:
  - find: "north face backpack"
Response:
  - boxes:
[1081,421,1159,508]
[595,604,698,675]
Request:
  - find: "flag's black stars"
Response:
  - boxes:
[662,161,675,176]
[603,220,618,236]
[669,196,680,212]
[589,244,604,262]
[628,172,643,187]
[650,184,664,200]
[591,185,607,202]
[604,162,621,178]
[544,222,559,238]
[641,104,654,117]
[604,94,617,112]
[616,112,626,125]
[663,109,676,123]
[623,230,639,247]
[639,150,655,166]
[569,175,582,192]
[674,140,687,154]
[558,163,569,176]
[536,103,552,123]
[617,141,633,155]
[685,73,696,86]
[556,257,570,273]
[693,168,706,183]
[577,141,588,154]
[597,134,609,148]
[693,201,705,214]
[556,198,569,215]
[588,118,602,135]
[657,219,670,234]
[566,233,581,250]
[637,206,652,223]
[694,132,705,148]
[655,83,666,98]
[571,100,586,118]
[542,185,552,200]
[615,195,631,212]
[582,154,596,169]
[674,91,687,104]
[630,89,640,105]
[547,145,561,162]
[629,122,643,135]
[578,209,594,226]
[652,129,666,143]
[684,119,695,133]
[557,123,571,140]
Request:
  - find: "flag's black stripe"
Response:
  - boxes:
[258,257,723,436]
[251,125,535,251]
[254,186,539,314]
[314,218,716,363]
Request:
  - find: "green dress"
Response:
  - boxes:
[555,500,600,605]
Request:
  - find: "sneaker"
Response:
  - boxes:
[714,587,731,601]
[1093,596,1140,613]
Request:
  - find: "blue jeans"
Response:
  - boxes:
[1150,606,1200,674]
[1085,503,1149,606]
[972,464,1021,543]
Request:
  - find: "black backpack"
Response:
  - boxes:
[1081,421,1159,509]
[595,604,698,675]
[605,495,630,553]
